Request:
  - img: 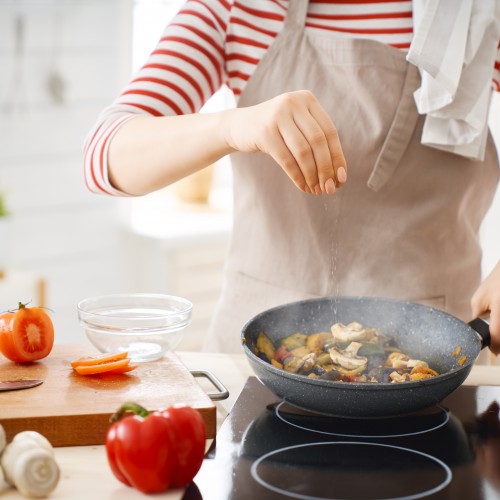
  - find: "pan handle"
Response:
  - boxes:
[468,317,491,349]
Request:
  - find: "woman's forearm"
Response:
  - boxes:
[107,90,347,197]
[107,112,234,195]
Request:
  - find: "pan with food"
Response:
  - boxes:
[241,296,490,418]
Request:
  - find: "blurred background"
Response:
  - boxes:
[0,0,499,351]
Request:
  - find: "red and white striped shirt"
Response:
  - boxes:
[84,0,500,196]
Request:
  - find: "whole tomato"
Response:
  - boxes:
[0,302,54,362]
[105,402,206,493]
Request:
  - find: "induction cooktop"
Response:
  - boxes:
[184,377,500,500]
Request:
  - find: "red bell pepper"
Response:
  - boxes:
[105,402,206,493]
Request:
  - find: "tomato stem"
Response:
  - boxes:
[110,402,150,423]
[2,301,54,315]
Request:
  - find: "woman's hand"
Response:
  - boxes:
[222,90,347,195]
[471,259,500,355]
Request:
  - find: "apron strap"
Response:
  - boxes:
[284,0,309,29]
[367,63,422,191]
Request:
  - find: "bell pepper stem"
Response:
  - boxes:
[110,402,150,423]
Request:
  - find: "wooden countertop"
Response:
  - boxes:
[1,352,499,500]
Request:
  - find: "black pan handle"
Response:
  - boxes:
[468,317,491,349]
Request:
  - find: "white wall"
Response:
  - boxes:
[0,0,134,343]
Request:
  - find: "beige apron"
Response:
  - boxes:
[203,0,499,353]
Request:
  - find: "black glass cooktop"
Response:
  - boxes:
[184,377,500,500]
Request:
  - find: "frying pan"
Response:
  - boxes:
[241,296,491,418]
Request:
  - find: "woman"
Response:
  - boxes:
[84,1,500,354]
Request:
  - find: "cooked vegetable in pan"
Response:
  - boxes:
[254,321,440,383]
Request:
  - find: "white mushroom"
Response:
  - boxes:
[0,466,11,494]
[0,425,10,494]
[12,448,59,498]
[329,346,368,371]
[331,322,375,343]
[12,432,54,454]
[1,432,60,498]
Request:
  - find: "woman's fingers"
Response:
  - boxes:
[272,91,346,195]
[223,90,347,195]
[308,97,347,191]
[289,111,332,194]
[266,124,309,192]
[277,115,326,193]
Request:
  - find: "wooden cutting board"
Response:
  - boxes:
[0,345,217,447]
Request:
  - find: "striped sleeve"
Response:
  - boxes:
[83,0,232,196]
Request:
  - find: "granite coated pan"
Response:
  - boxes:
[241,296,490,418]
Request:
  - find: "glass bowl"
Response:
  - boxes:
[77,293,193,362]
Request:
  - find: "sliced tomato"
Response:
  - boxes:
[71,351,129,368]
[73,358,134,375]
[0,303,54,363]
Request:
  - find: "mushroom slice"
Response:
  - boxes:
[283,355,305,374]
[299,352,317,374]
[389,371,411,383]
[392,359,409,370]
[330,322,376,343]
[389,354,427,371]
[386,352,409,368]
[345,342,363,356]
[329,346,367,371]
[406,359,428,369]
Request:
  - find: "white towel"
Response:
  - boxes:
[407,0,500,161]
